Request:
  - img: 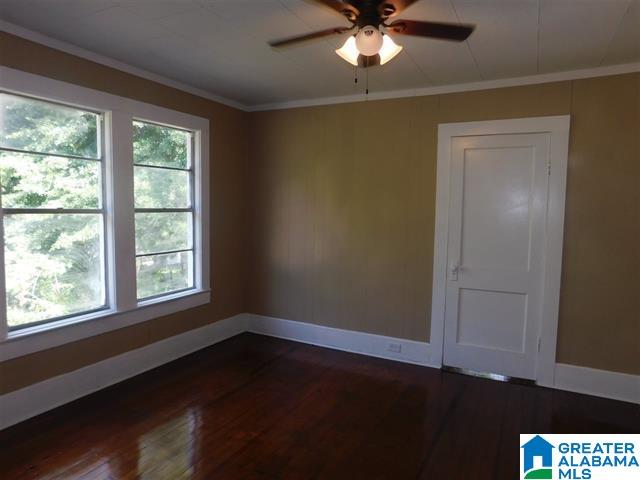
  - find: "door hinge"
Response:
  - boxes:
[537,338,542,352]
[547,161,551,176]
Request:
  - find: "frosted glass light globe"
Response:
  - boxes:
[355,26,383,56]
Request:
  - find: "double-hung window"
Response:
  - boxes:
[0,67,209,353]
[0,94,107,330]
[133,121,195,300]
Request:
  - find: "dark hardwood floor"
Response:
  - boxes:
[1,333,638,479]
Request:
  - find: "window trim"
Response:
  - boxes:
[0,66,210,361]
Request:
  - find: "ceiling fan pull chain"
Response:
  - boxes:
[366,67,369,96]
[354,65,358,85]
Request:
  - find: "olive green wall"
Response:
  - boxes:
[247,73,640,375]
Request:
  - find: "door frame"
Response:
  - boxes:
[430,116,571,387]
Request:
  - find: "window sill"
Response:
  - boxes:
[0,289,211,362]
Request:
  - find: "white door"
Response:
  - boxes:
[443,133,550,379]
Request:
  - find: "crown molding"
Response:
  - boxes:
[248,62,640,112]
[0,20,250,112]
[2,20,638,114]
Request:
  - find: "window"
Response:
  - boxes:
[133,121,195,299]
[0,93,106,329]
[0,67,210,352]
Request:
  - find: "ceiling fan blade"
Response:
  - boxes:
[310,0,359,21]
[385,19,474,41]
[269,26,353,48]
[377,0,419,17]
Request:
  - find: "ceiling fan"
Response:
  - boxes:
[268,0,475,68]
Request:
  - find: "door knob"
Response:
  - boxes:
[449,260,459,281]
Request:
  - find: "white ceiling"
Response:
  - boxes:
[1,0,638,108]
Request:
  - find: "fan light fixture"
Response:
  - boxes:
[379,34,403,64]
[335,29,403,66]
[268,0,475,73]
[355,25,383,56]
[335,36,359,66]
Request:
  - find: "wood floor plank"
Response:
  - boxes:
[0,333,637,480]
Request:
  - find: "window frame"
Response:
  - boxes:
[0,66,210,361]
[132,119,196,301]
[0,96,110,331]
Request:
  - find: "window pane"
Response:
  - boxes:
[0,93,99,159]
[3,213,105,328]
[135,212,191,255]
[0,152,101,209]
[133,121,189,169]
[136,251,193,299]
[134,166,190,209]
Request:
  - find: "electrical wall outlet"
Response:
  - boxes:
[387,343,402,353]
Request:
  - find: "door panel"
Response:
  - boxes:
[460,147,534,271]
[456,288,527,353]
[443,133,549,379]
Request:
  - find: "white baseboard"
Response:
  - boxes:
[0,314,247,430]
[2,313,637,430]
[245,314,639,404]
[245,314,438,368]
[553,363,639,404]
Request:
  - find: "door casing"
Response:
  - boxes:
[430,116,570,387]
